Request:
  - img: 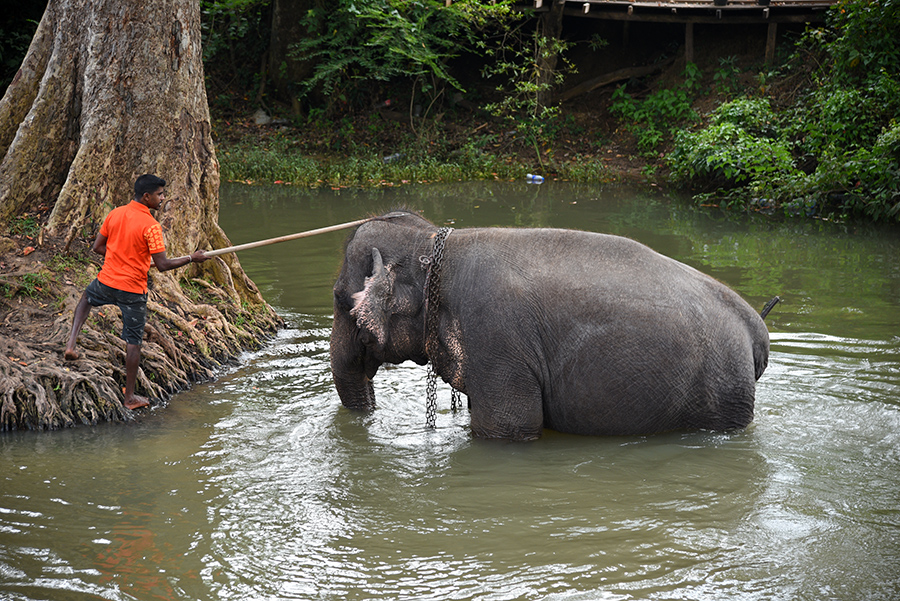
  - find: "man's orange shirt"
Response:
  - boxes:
[97,201,166,294]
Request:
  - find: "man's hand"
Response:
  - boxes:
[152,249,209,272]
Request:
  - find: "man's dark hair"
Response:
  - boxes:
[134,174,166,198]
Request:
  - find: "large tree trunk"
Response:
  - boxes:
[0,0,281,430]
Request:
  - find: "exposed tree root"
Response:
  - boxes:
[0,236,282,431]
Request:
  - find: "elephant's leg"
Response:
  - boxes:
[465,370,544,440]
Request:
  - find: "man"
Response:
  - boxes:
[64,174,208,409]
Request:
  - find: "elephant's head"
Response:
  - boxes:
[330,212,435,410]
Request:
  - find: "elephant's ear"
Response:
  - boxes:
[350,247,393,348]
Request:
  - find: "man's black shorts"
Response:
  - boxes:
[84,279,148,345]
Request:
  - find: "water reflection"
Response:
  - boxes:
[2,182,899,600]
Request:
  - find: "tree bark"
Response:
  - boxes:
[0,0,281,430]
[268,0,327,112]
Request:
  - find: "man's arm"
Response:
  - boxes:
[151,249,208,272]
[92,233,108,256]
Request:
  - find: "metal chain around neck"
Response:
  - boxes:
[422,227,452,429]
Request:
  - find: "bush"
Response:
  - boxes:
[785,122,900,220]
[610,64,701,155]
[709,97,778,137]
[668,99,795,190]
[790,69,900,156]
[824,0,900,86]
[668,1,900,222]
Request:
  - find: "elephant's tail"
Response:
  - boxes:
[760,296,781,320]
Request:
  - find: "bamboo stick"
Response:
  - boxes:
[174,218,370,260]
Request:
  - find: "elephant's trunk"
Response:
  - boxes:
[330,311,377,411]
[333,370,376,411]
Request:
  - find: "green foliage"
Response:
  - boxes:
[669,122,794,189]
[481,19,573,166]
[46,253,85,272]
[19,273,48,298]
[784,1,900,220]
[291,0,512,111]
[669,1,900,222]
[712,56,741,97]
[790,68,900,156]
[821,0,900,85]
[610,64,701,155]
[784,122,900,220]
[200,0,270,99]
[709,97,777,136]
[201,0,269,63]
[788,1,900,170]
[555,156,618,183]
[8,214,40,237]
[47,253,93,288]
[3,272,49,299]
[669,99,794,192]
[180,280,209,305]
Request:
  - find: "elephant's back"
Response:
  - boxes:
[453,228,720,307]
[447,226,763,327]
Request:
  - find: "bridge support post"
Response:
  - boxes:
[765,22,778,63]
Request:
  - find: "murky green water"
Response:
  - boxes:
[2,182,899,600]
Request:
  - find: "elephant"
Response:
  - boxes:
[330,210,775,440]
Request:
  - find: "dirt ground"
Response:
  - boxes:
[0,233,99,429]
[0,233,96,369]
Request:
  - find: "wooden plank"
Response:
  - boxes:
[559,9,831,24]
[514,0,836,23]
[572,0,834,7]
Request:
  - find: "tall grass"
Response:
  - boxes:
[218,139,527,186]
[218,138,617,187]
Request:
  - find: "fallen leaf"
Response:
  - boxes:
[23,247,35,256]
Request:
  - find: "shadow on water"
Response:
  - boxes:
[2,181,899,600]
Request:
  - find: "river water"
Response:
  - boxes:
[2,182,899,600]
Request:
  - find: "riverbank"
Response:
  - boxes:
[211,86,653,189]
[211,5,899,225]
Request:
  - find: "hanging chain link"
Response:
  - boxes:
[423,227,452,429]
[425,364,438,428]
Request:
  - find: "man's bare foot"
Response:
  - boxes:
[64,348,79,361]
[124,395,150,410]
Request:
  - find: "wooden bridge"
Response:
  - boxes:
[523,0,838,62]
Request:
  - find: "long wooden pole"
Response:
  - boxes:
[175,218,370,260]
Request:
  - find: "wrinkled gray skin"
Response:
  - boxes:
[331,211,770,440]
